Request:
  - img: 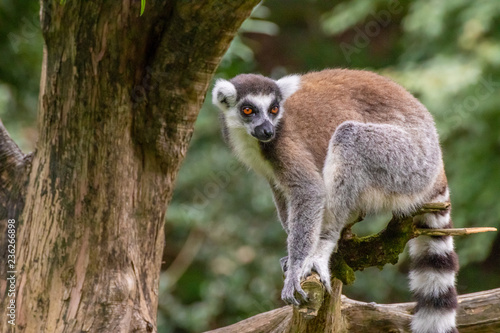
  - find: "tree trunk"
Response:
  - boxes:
[0,1,258,332]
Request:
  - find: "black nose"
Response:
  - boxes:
[253,122,275,141]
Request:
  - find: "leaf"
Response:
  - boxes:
[141,0,146,16]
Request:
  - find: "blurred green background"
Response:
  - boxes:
[1,1,499,332]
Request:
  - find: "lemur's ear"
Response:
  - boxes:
[212,79,237,111]
[276,75,301,100]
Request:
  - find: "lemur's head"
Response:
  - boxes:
[212,74,300,142]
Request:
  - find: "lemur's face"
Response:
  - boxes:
[212,74,301,142]
[231,93,282,142]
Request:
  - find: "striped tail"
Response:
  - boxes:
[408,187,459,333]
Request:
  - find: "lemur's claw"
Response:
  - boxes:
[311,261,332,294]
[281,272,308,306]
[320,276,332,294]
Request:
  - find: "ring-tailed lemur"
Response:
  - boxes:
[212,69,458,333]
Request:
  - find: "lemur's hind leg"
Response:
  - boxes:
[323,120,441,232]
[315,120,442,294]
[303,124,370,293]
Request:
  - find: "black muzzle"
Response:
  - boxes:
[253,121,275,142]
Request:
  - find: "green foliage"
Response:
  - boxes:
[321,0,388,35]
[0,0,42,151]
[141,0,146,16]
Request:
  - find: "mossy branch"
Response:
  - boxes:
[298,202,497,318]
[330,202,496,285]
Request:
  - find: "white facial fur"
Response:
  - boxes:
[212,75,301,136]
[242,94,278,136]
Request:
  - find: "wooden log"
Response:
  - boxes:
[342,288,500,333]
[205,288,500,333]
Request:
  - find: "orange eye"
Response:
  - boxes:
[242,107,253,115]
[270,106,279,114]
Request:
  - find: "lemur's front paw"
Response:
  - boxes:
[280,256,289,274]
[281,270,308,306]
[303,257,332,294]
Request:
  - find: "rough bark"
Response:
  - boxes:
[0,1,258,332]
[290,278,345,332]
[206,288,500,333]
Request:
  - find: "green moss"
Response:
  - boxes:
[331,257,355,285]
[331,216,417,285]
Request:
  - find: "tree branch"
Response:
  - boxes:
[206,201,498,332]
[330,210,416,285]
[342,287,500,333]
[416,227,497,236]
[299,202,496,317]
[0,119,32,280]
[332,202,496,285]
[205,288,500,333]
[0,119,32,219]
[205,307,292,333]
